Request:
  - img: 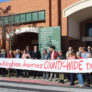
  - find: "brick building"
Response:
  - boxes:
[0,0,92,52]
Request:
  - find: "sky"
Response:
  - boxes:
[0,0,10,3]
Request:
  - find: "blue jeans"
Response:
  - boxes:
[77,74,84,85]
[43,72,49,79]
[69,73,75,84]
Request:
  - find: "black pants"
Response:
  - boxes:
[85,73,92,85]
[16,70,23,77]
[23,70,29,77]
[69,73,75,85]
[33,71,40,78]
[0,68,6,76]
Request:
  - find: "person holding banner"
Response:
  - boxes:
[7,50,14,77]
[15,49,22,77]
[31,45,41,78]
[76,52,84,87]
[85,53,92,87]
[0,49,7,76]
[41,49,49,79]
[57,51,65,84]
[22,49,31,78]
[49,46,58,81]
[67,51,76,86]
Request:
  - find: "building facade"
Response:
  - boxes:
[0,0,92,52]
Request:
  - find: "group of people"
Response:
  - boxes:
[0,45,92,88]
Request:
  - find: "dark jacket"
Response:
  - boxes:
[31,50,41,59]
[0,53,7,58]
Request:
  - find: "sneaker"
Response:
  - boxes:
[79,85,84,88]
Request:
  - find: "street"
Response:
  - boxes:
[0,81,92,92]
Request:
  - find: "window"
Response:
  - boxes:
[38,11,45,20]
[15,14,20,23]
[9,15,15,24]
[88,28,92,36]
[0,10,45,25]
[20,13,25,23]
[32,12,38,21]
[26,13,31,22]
[86,23,92,37]
[4,16,9,25]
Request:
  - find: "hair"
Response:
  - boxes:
[88,46,91,49]
[67,51,75,58]
[34,44,38,47]
[82,47,85,51]
[50,46,55,50]
[16,49,20,52]
[43,49,47,53]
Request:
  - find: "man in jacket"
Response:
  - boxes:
[31,45,41,78]
[49,46,58,81]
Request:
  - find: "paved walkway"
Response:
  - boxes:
[0,81,92,92]
[0,76,91,88]
[0,77,76,87]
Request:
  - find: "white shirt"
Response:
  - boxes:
[51,51,54,60]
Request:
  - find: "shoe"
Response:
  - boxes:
[53,79,56,82]
[33,76,36,79]
[62,80,64,84]
[49,79,52,81]
[43,77,46,79]
[59,80,64,84]
[79,85,84,88]
[70,83,75,86]
[59,80,62,83]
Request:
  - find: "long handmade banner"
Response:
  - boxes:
[0,58,92,73]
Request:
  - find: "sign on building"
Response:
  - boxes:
[39,26,61,53]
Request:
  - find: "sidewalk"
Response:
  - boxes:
[0,77,88,88]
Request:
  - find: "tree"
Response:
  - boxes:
[5,23,21,50]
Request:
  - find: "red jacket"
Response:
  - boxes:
[50,51,58,60]
[7,54,14,58]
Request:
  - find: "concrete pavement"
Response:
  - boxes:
[0,81,92,92]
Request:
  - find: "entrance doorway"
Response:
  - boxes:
[11,32,38,50]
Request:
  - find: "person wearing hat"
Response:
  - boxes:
[57,51,65,83]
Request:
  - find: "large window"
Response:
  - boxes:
[0,10,46,25]
[86,23,92,37]
[88,28,92,36]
